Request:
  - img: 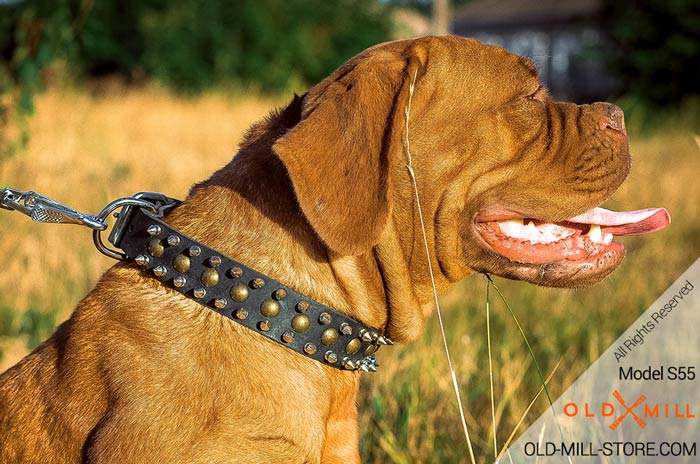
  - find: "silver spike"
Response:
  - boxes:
[214,298,227,309]
[377,335,393,346]
[134,255,149,266]
[188,245,202,257]
[193,287,206,298]
[303,342,317,355]
[209,256,222,267]
[368,363,378,372]
[341,357,357,370]
[167,235,181,246]
[147,224,161,236]
[324,351,338,363]
[359,364,370,372]
[339,322,352,336]
[173,276,187,288]
[359,329,374,343]
[153,265,167,277]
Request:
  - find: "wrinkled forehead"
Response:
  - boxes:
[434,38,540,87]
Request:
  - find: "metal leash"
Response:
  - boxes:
[1,187,180,260]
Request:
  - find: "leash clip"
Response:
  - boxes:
[1,187,181,261]
[1,187,107,230]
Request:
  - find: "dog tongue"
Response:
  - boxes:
[568,207,670,235]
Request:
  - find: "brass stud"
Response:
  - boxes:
[153,265,167,277]
[214,298,227,309]
[250,277,265,289]
[134,255,149,266]
[258,320,271,332]
[229,283,249,302]
[193,287,206,298]
[148,239,164,257]
[319,312,332,325]
[228,267,242,278]
[296,301,310,313]
[324,351,338,364]
[234,308,248,319]
[291,314,310,333]
[273,289,287,300]
[209,256,222,267]
[173,276,187,288]
[364,344,379,356]
[339,322,352,336]
[321,328,339,346]
[173,254,190,273]
[201,268,220,288]
[303,342,317,355]
[147,224,161,236]
[282,331,295,343]
[345,338,362,355]
[260,299,280,318]
[188,245,201,257]
[167,235,181,247]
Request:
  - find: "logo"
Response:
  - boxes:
[609,390,647,430]
[563,390,695,430]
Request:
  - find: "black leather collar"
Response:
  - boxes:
[114,205,389,372]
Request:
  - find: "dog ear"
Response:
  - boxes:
[273,45,427,255]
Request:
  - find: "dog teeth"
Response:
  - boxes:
[586,224,602,242]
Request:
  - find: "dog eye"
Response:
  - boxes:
[525,86,546,106]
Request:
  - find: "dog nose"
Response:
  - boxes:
[604,104,626,134]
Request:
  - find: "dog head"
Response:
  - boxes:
[270,36,668,339]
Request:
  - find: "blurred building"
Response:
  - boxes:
[452,0,618,102]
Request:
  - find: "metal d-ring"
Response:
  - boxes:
[93,197,158,260]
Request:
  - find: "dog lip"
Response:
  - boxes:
[474,208,527,223]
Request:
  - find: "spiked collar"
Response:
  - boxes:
[112,199,389,372]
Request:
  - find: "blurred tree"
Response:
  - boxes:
[600,0,700,106]
[137,0,392,92]
[0,1,77,157]
[384,0,470,16]
[0,0,393,157]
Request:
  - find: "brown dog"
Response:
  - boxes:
[0,36,668,463]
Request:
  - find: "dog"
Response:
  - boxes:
[0,36,668,463]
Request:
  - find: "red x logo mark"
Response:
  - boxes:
[609,390,647,430]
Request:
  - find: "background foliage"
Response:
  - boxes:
[601,0,700,107]
[0,0,392,157]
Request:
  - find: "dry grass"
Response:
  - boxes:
[1,87,698,462]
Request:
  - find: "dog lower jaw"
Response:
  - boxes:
[466,206,669,287]
[479,248,625,288]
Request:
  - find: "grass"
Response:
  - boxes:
[1,86,698,463]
